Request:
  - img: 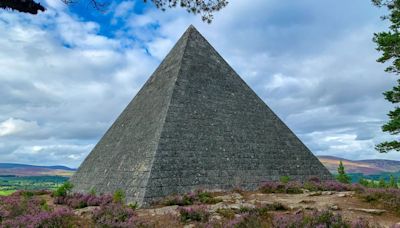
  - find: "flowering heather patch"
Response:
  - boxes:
[54,192,113,209]
[273,210,349,228]
[358,188,400,214]
[2,208,76,228]
[0,194,78,227]
[92,203,147,227]
[179,205,210,222]
[351,218,382,228]
[259,181,302,194]
[0,195,43,219]
[163,190,221,206]
[303,180,352,192]
[222,213,264,227]
[260,179,354,194]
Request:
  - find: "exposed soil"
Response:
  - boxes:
[41,190,400,227]
[134,191,400,227]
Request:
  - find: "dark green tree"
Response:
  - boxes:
[336,161,351,184]
[378,177,387,188]
[389,175,398,188]
[373,0,400,152]
[359,178,370,187]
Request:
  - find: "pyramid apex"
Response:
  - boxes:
[186,24,199,33]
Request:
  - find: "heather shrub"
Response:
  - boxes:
[225,213,264,228]
[2,208,77,228]
[92,203,147,227]
[319,180,352,191]
[273,210,349,228]
[266,202,288,211]
[216,208,235,219]
[179,205,210,222]
[308,177,321,183]
[163,190,221,206]
[0,195,42,219]
[285,181,303,194]
[197,191,222,204]
[0,193,79,227]
[259,181,286,193]
[54,192,113,209]
[163,194,195,206]
[352,218,381,228]
[259,181,302,194]
[358,188,400,213]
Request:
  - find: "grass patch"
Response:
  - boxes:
[0,190,15,196]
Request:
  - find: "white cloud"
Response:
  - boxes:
[1,0,400,167]
[0,118,39,137]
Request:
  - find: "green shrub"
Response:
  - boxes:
[113,189,125,203]
[128,202,139,210]
[280,176,291,184]
[216,208,235,219]
[179,206,209,222]
[197,191,222,204]
[162,190,221,206]
[89,187,96,196]
[53,182,73,197]
[231,213,264,228]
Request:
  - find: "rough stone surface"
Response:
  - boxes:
[70,25,332,206]
[348,208,386,215]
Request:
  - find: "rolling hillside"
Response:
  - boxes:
[0,163,76,177]
[317,155,400,175]
[1,156,400,177]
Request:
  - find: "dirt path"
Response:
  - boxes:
[135,191,400,227]
[244,191,399,227]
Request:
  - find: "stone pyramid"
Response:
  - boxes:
[71,25,332,206]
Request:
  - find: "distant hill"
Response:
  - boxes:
[317,155,400,175]
[0,163,76,177]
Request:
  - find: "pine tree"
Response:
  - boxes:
[379,177,387,188]
[389,175,398,188]
[373,0,400,152]
[359,178,370,187]
[336,161,351,184]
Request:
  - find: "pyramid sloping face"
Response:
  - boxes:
[71,26,332,206]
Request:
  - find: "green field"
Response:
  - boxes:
[0,176,69,196]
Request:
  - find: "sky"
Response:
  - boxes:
[0,0,399,168]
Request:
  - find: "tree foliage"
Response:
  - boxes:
[0,0,45,14]
[0,0,228,23]
[373,0,400,152]
[336,161,351,184]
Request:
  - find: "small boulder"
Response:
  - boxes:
[308,191,322,196]
[348,207,386,215]
[329,204,340,211]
